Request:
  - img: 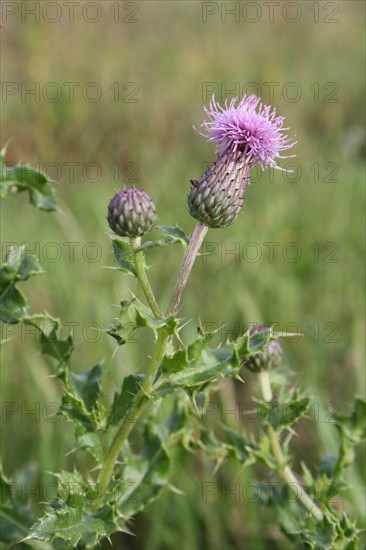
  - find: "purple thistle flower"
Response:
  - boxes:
[188,95,296,229]
[196,94,297,171]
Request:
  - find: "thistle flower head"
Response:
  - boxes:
[188,95,296,229]
[107,187,157,238]
[244,325,283,372]
[196,94,296,171]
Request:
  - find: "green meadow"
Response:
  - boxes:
[1,2,365,548]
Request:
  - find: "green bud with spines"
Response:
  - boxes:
[107,187,157,238]
[245,326,283,372]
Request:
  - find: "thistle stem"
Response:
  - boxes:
[258,370,324,522]
[100,224,208,495]
[99,329,168,496]
[131,237,162,319]
[168,221,208,315]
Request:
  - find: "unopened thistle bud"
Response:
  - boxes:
[107,187,157,238]
[189,95,296,228]
[245,326,283,372]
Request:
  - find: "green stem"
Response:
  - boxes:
[99,224,208,496]
[131,237,162,319]
[99,329,168,495]
[258,370,324,522]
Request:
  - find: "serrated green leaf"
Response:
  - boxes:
[0,246,43,284]
[222,427,258,466]
[112,296,178,336]
[106,320,137,347]
[28,500,125,549]
[0,247,43,323]
[154,341,240,398]
[0,285,27,324]
[69,364,102,412]
[23,314,104,433]
[73,433,105,464]
[250,433,278,469]
[154,332,232,396]
[332,398,366,480]
[115,429,171,518]
[154,328,275,398]
[23,315,73,371]
[108,374,144,426]
[138,225,189,251]
[128,296,174,331]
[1,146,56,211]
[196,426,257,469]
[187,330,217,361]
[112,239,137,277]
[150,395,196,451]
[313,475,339,504]
[236,327,269,357]
[255,396,311,432]
[61,364,104,432]
[0,467,35,547]
[160,348,188,374]
[334,398,366,443]
[26,470,129,548]
[290,509,359,549]
[255,481,284,507]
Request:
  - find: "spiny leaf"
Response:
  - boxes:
[0,467,36,547]
[61,364,104,432]
[331,398,366,480]
[154,328,262,398]
[160,348,188,374]
[73,432,105,464]
[154,340,240,398]
[278,507,360,549]
[108,374,144,426]
[110,296,178,337]
[114,428,171,518]
[27,477,127,550]
[23,315,104,433]
[255,395,311,433]
[111,239,137,277]
[138,225,189,251]
[127,296,176,331]
[69,364,103,412]
[0,246,43,324]
[334,398,366,443]
[222,427,258,466]
[23,314,73,371]
[1,146,56,211]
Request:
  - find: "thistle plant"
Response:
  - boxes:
[0,98,364,550]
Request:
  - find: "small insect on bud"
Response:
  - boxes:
[107,187,157,238]
[244,326,283,373]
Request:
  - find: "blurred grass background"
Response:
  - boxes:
[1,1,365,548]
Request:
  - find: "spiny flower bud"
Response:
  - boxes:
[107,187,157,238]
[188,151,249,228]
[244,326,283,373]
[189,94,296,229]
